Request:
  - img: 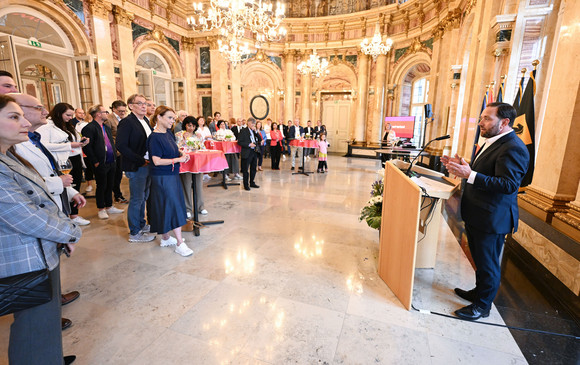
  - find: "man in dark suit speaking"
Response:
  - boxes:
[237,117,261,191]
[442,102,529,321]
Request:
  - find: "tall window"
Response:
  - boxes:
[410,77,429,147]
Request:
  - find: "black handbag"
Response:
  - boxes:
[0,241,52,316]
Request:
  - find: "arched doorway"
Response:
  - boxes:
[136,50,175,107]
[240,60,283,122]
[0,7,89,110]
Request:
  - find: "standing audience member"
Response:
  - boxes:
[70,108,86,128]
[269,122,283,170]
[317,133,330,173]
[256,120,267,171]
[12,93,84,338]
[314,119,326,139]
[145,98,155,124]
[288,119,304,171]
[0,94,82,365]
[82,105,124,220]
[304,120,315,158]
[0,70,18,94]
[105,100,128,204]
[217,120,242,181]
[147,106,193,256]
[73,109,95,194]
[209,112,220,134]
[282,120,292,156]
[116,94,156,243]
[173,110,188,133]
[238,118,261,191]
[176,116,208,218]
[263,119,272,158]
[231,118,244,139]
[38,102,90,225]
[195,116,212,140]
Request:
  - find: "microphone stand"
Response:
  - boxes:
[405,135,450,177]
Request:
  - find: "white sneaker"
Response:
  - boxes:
[85,185,93,193]
[140,224,151,234]
[186,212,192,219]
[98,210,109,219]
[234,174,243,180]
[106,206,124,214]
[225,175,232,181]
[175,242,193,257]
[129,232,155,243]
[203,174,211,182]
[306,156,310,160]
[160,236,178,247]
[199,209,208,215]
[282,155,287,161]
[71,216,90,226]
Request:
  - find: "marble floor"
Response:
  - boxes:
[0,155,527,364]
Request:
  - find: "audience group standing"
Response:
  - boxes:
[0,69,331,365]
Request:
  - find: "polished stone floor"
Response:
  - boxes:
[0,155,527,364]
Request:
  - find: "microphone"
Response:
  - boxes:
[405,135,450,177]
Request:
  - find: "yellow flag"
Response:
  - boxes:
[513,114,532,145]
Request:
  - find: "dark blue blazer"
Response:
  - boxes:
[116,113,153,172]
[81,121,115,166]
[287,125,304,140]
[461,131,529,234]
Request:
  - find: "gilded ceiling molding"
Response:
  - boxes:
[206,36,220,50]
[87,0,112,19]
[113,5,134,27]
[149,0,157,20]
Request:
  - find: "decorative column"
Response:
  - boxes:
[208,36,229,115]
[112,5,136,99]
[231,63,242,118]
[283,50,296,122]
[88,0,116,104]
[181,36,198,115]
[300,66,311,123]
[367,54,387,143]
[354,52,369,141]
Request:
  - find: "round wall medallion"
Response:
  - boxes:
[250,95,269,120]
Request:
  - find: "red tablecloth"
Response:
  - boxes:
[204,140,241,154]
[180,150,229,173]
[289,139,319,148]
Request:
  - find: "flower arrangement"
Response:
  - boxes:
[186,137,205,151]
[216,129,236,141]
[359,169,385,230]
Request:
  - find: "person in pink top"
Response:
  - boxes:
[269,121,283,170]
[317,132,330,173]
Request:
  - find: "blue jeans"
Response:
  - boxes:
[125,165,150,235]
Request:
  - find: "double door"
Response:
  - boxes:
[322,100,351,153]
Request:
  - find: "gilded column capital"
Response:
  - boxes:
[87,0,112,19]
[181,36,196,52]
[112,5,134,27]
[206,36,220,50]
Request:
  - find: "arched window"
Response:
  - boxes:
[410,77,429,146]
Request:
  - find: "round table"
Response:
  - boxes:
[180,149,229,174]
[289,139,319,176]
[204,140,241,154]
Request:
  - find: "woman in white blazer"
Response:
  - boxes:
[37,103,90,225]
[0,95,82,365]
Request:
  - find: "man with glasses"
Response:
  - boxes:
[116,94,156,243]
[105,100,128,204]
[82,105,123,220]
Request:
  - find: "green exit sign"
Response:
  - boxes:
[152,70,157,75]
[28,39,42,48]
[39,77,46,82]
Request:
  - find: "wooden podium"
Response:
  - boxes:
[378,160,459,310]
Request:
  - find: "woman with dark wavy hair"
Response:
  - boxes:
[37,102,90,225]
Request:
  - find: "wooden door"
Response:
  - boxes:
[322,100,350,153]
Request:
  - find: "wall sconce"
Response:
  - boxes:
[277,89,284,100]
[351,90,358,100]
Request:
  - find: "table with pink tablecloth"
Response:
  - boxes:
[204,140,241,154]
[180,150,229,174]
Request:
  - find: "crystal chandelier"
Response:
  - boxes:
[360,23,393,61]
[217,37,251,68]
[187,1,286,42]
[297,50,329,78]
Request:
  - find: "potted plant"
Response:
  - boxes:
[359,170,384,230]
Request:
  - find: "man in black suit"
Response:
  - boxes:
[82,105,124,220]
[116,94,156,243]
[304,120,315,157]
[237,118,260,191]
[442,102,529,321]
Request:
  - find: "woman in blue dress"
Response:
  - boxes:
[147,106,193,257]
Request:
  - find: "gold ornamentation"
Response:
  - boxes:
[181,36,196,52]
[87,0,112,19]
[149,0,157,19]
[206,36,220,50]
[113,5,134,27]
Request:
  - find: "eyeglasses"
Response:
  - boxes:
[131,102,147,106]
[20,104,47,112]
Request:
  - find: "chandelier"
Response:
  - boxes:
[297,50,329,78]
[360,23,393,61]
[217,37,251,68]
[187,1,286,43]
